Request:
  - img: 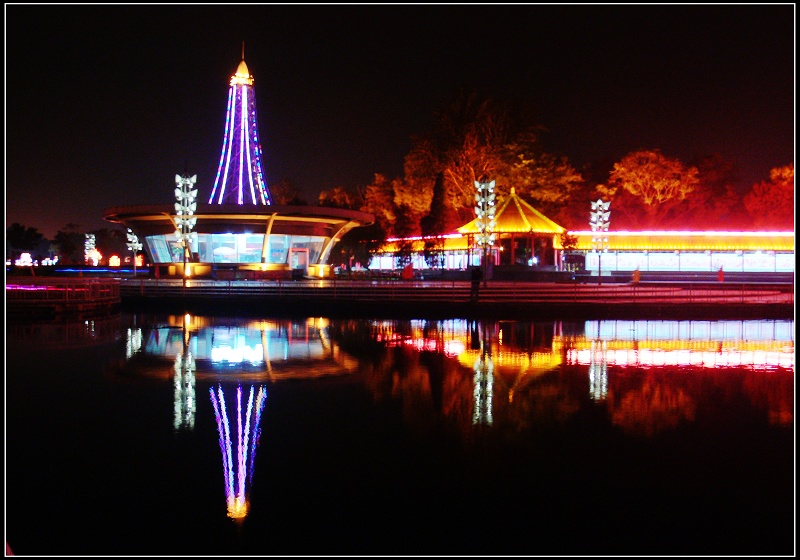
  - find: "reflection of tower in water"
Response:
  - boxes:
[209,384,267,520]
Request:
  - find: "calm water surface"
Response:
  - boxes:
[5,313,795,556]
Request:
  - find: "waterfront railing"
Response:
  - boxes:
[119,278,794,307]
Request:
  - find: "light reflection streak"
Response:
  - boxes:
[126,327,143,359]
[589,340,608,401]
[472,324,494,425]
[378,319,793,372]
[173,352,196,431]
[567,348,794,370]
[472,356,494,425]
[210,384,267,519]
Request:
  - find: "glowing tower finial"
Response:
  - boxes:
[208,48,273,206]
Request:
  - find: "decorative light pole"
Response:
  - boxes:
[174,174,198,281]
[474,180,497,283]
[84,233,99,266]
[590,199,611,284]
[126,228,142,277]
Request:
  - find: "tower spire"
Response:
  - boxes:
[208,49,272,206]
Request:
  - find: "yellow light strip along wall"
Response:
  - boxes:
[566,231,795,252]
[378,231,794,254]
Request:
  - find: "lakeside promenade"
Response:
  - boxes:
[117,277,794,320]
[6,275,793,321]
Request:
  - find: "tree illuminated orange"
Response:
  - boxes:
[599,149,700,228]
[743,163,794,230]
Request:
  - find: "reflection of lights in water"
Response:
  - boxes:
[386,337,466,356]
[376,319,471,357]
[589,340,608,401]
[137,319,357,380]
[565,320,794,371]
[585,319,794,343]
[567,347,794,370]
[209,384,267,519]
[173,352,196,431]
[126,328,143,359]
[444,340,466,356]
[472,354,494,426]
[210,340,264,365]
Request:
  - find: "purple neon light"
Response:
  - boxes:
[250,105,268,204]
[209,89,234,204]
[209,75,272,205]
[237,385,247,499]
[242,86,257,204]
[210,386,234,502]
[209,384,268,519]
[238,86,246,204]
[248,387,267,481]
[246,88,269,205]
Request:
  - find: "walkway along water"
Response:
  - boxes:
[115,277,795,320]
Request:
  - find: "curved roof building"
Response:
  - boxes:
[104,50,373,279]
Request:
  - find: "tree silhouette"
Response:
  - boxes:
[6,223,45,257]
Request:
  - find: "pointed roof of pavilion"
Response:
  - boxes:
[457,187,566,235]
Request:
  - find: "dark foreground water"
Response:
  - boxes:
[5,313,795,556]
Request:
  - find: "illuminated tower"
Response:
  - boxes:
[208,45,273,206]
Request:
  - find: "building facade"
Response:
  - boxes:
[372,191,794,276]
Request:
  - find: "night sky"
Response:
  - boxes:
[5,4,795,239]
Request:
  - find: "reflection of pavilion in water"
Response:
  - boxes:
[141,315,359,380]
[376,319,569,425]
[567,320,795,402]
[566,319,795,368]
[375,318,794,374]
[372,318,794,424]
[125,315,359,430]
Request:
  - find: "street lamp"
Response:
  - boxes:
[126,228,142,277]
[84,233,99,266]
[174,174,198,282]
[474,180,497,283]
[590,198,611,284]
